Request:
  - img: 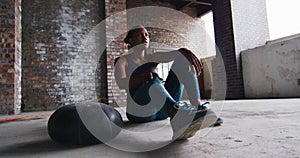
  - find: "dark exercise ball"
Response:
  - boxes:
[48,102,123,145]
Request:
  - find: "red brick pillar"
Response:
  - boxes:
[105,0,127,107]
[0,0,22,115]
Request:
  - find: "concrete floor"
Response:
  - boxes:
[0,99,299,158]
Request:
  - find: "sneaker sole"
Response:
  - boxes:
[175,110,218,140]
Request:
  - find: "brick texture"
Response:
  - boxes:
[2,0,269,113]
[231,0,270,56]
[105,0,127,107]
[0,0,21,115]
[212,0,269,99]
[212,0,244,99]
[21,0,105,111]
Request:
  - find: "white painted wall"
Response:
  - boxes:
[242,34,300,98]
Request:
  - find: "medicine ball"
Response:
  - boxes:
[48,102,123,145]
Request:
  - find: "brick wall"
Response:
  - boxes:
[2,0,258,113]
[230,0,270,81]
[0,0,22,115]
[126,0,206,53]
[212,0,244,99]
[21,0,105,111]
[211,0,269,99]
[17,0,207,111]
[105,0,127,107]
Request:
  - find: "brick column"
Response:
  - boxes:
[212,0,241,99]
[0,0,22,115]
[212,0,269,99]
[105,0,127,107]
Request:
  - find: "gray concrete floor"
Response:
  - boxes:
[0,99,299,158]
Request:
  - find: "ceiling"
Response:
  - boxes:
[153,0,212,17]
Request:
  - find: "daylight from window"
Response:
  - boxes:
[202,0,300,41]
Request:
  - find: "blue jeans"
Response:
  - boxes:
[126,56,201,123]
